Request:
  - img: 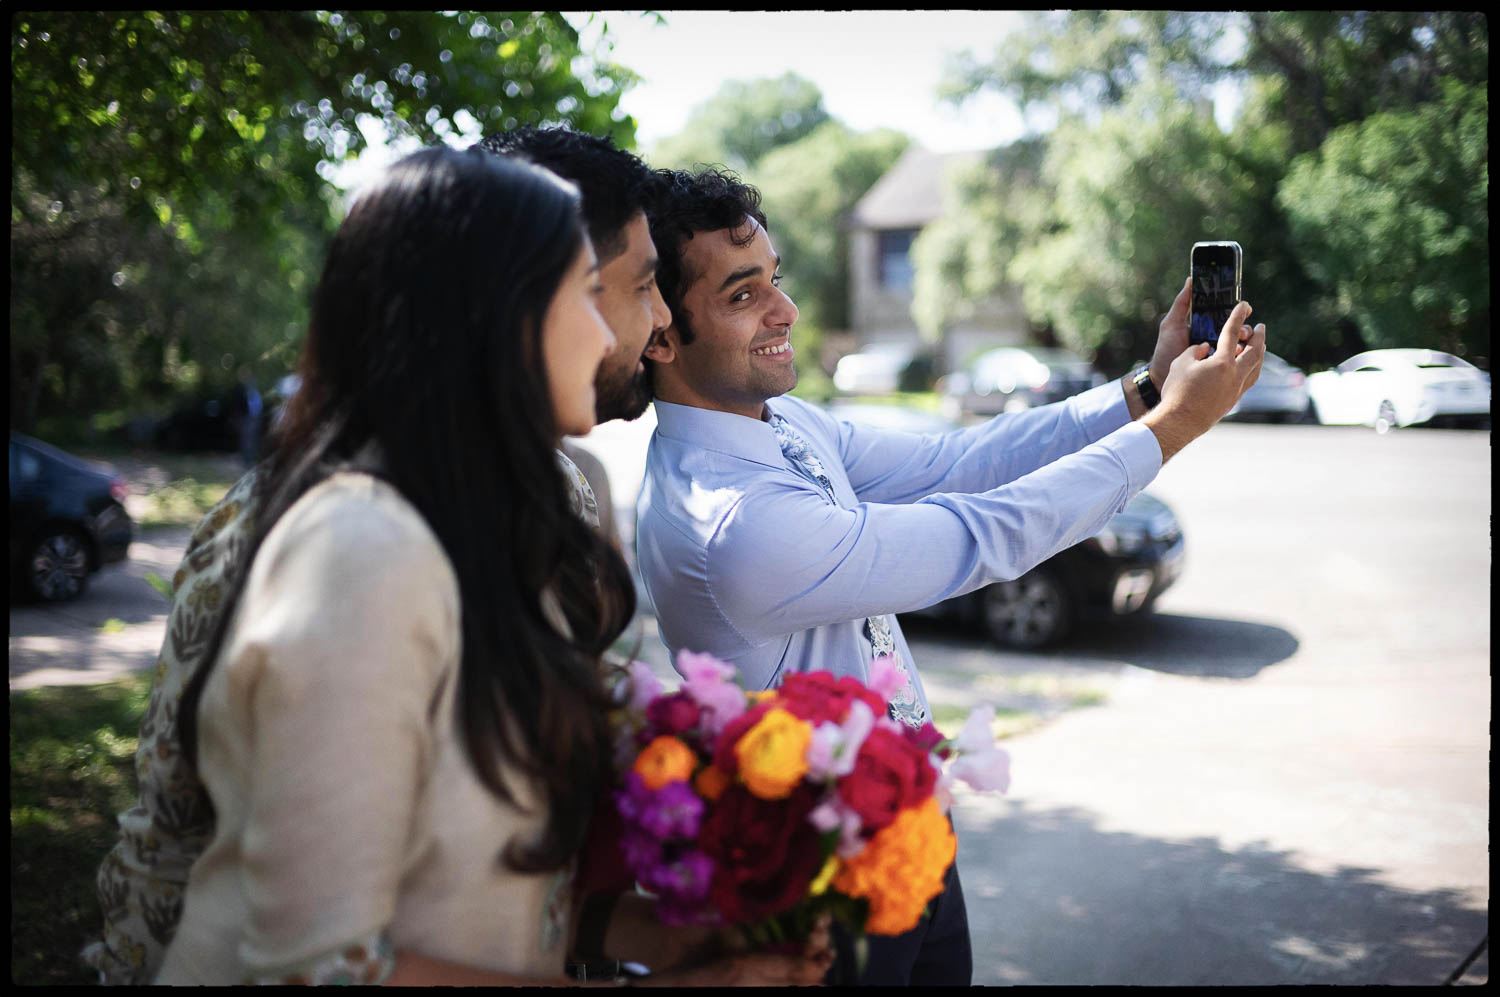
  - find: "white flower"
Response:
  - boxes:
[805,699,876,779]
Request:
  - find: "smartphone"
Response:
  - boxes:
[1189,241,1242,355]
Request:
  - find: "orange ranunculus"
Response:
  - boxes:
[746,689,779,705]
[831,796,956,935]
[733,707,812,800]
[632,735,697,790]
[694,764,731,801]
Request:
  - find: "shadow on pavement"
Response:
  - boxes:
[1065,612,1300,679]
[954,796,1488,985]
[898,611,1299,681]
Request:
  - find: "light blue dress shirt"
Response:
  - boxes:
[635,381,1163,717]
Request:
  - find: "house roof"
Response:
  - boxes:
[849,145,986,230]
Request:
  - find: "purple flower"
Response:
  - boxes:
[638,779,706,841]
[620,826,662,872]
[614,771,651,823]
[643,849,714,905]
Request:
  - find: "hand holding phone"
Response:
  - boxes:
[1189,241,1242,356]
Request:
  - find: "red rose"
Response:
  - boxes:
[646,691,703,737]
[697,782,825,924]
[837,726,937,831]
[712,701,773,775]
[903,721,947,756]
[778,671,886,725]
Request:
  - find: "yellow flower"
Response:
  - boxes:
[832,797,956,935]
[733,707,812,800]
[633,735,697,790]
[746,690,779,705]
[809,853,841,897]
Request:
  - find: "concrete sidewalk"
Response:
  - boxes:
[949,659,1488,985]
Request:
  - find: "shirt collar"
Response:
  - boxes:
[652,398,787,470]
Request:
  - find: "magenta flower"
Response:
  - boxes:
[646,690,703,737]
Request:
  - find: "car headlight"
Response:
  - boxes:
[1092,521,1148,556]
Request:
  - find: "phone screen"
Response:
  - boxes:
[1190,243,1241,355]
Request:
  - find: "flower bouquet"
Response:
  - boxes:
[606,650,1011,958]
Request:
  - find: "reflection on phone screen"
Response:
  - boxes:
[1191,258,1237,354]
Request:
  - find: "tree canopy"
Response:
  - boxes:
[923,10,1488,374]
[11,10,639,432]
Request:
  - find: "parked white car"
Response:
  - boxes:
[1305,349,1491,433]
[832,343,922,395]
[1225,351,1311,422]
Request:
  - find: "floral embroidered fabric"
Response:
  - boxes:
[83,468,263,984]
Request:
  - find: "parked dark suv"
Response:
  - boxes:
[9,433,134,601]
[823,402,1185,649]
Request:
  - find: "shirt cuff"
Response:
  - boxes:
[1102,420,1164,498]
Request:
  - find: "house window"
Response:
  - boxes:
[877,228,919,292]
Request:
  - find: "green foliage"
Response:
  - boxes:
[941,11,1235,123]
[1240,11,1489,154]
[11,11,639,431]
[922,10,1489,373]
[1278,81,1489,356]
[910,139,1049,341]
[1006,100,1267,372]
[137,476,232,530]
[756,121,910,332]
[648,72,830,173]
[10,674,154,985]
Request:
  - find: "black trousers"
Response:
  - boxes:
[826,860,972,986]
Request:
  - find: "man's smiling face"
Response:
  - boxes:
[662,216,799,420]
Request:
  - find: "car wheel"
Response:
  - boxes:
[1374,400,1397,435]
[27,529,90,602]
[980,567,1071,649]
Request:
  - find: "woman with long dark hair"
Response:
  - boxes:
[134,147,828,986]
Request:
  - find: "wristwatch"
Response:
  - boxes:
[1132,367,1161,409]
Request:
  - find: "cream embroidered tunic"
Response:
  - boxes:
[156,471,573,983]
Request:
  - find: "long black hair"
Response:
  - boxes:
[180,145,636,873]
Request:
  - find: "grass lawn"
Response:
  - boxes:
[10,674,153,986]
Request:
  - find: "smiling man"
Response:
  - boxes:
[636,166,1267,986]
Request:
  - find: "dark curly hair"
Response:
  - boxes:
[479,126,654,265]
[643,167,768,345]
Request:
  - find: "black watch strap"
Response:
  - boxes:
[1132,367,1161,409]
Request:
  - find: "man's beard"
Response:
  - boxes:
[594,363,653,423]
